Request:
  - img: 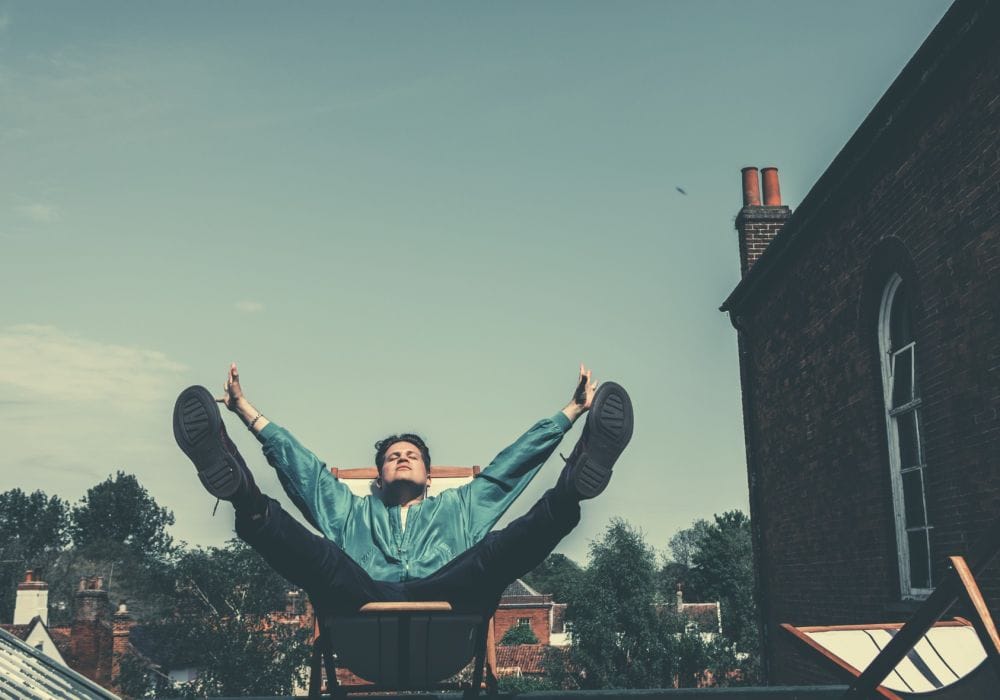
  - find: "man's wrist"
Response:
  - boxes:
[561,402,585,424]
[235,398,257,421]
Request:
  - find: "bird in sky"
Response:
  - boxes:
[675,186,687,195]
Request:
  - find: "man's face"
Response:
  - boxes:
[380,440,430,490]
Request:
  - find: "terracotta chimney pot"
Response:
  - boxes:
[741,167,761,207]
[761,167,782,206]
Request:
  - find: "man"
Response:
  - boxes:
[172,363,632,615]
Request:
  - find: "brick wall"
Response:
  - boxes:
[494,607,551,646]
[728,8,1000,686]
[737,206,791,275]
[68,579,113,688]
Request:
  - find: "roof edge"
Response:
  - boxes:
[720,0,998,316]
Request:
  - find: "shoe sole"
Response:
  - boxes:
[574,382,634,499]
[172,385,244,500]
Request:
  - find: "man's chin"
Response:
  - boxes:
[384,477,425,490]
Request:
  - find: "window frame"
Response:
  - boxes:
[877,273,933,599]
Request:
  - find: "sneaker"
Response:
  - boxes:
[173,385,253,501]
[563,382,633,499]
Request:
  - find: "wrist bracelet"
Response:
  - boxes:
[248,413,264,430]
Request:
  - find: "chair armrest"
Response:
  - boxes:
[358,601,453,612]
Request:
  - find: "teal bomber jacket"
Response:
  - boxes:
[255,413,572,582]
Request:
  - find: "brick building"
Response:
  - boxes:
[720,0,1000,684]
[1,570,132,693]
[493,578,569,648]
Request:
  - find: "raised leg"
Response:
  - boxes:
[236,496,404,614]
[405,481,581,611]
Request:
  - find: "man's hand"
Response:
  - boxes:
[217,363,271,434]
[217,362,246,412]
[562,364,598,424]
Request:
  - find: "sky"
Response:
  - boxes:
[1,0,954,566]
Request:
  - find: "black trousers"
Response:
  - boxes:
[235,479,581,616]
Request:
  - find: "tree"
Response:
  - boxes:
[659,518,710,603]
[0,488,70,554]
[561,518,665,689]
[668,519,711,568]
[70,471,175,558]
[0,489,70,622]
[499,623,539,646]
[522,552,583,602]
[687,510,759,674]
[117,540,312,698]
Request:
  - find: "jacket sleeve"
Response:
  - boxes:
[456,412,572,542]
[256,422,357,542]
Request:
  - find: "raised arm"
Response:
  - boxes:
[218,363,271,435]
[217,363,356,539]
[459,364,598,541]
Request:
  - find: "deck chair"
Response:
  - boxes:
[307,465,499,699]
[783,513,1000,699]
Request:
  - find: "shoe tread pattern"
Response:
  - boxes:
[574,383,633,499]
[174,386,242,500]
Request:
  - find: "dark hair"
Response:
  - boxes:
[374,433,431,474]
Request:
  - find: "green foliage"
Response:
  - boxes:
[688,510,758,656]
[659,518,712,603]
[564,518,664,688]
[126,614,311,698]
[668,519,711,568]
[171,540,293,618]
[497,673,558,693]
[554,516,761,690]
[499,623,539,646]
[0,489,70,622]
[522,552,583,602]
[0,488,70,554]
[42,540,177,627]
[70,471,175,558]
[118,539,312,697]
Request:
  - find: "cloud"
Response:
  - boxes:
[15,203,60,223]
[235,300,264,313]
[0,324,186,403]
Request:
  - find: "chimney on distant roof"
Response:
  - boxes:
[112,601,134,684]
[13,569,50,625]
[71,575,113,686]
[676,582,684,611]
[735,166,792,276]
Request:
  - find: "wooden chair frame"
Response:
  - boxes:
[783,513,1000,699]
[307,465,498,698]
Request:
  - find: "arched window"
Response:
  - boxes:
[878,273,932,597]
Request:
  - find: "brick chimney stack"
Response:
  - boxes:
[13,569,50,625]
[736,166,792,276]
[71,576,113,687]
[111,601,134,685]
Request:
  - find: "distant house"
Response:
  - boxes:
[672,584,722,640]
[719,0,1000,685]
[494,578,569,648]
[1,570,134,695]
[490,578,569,679]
